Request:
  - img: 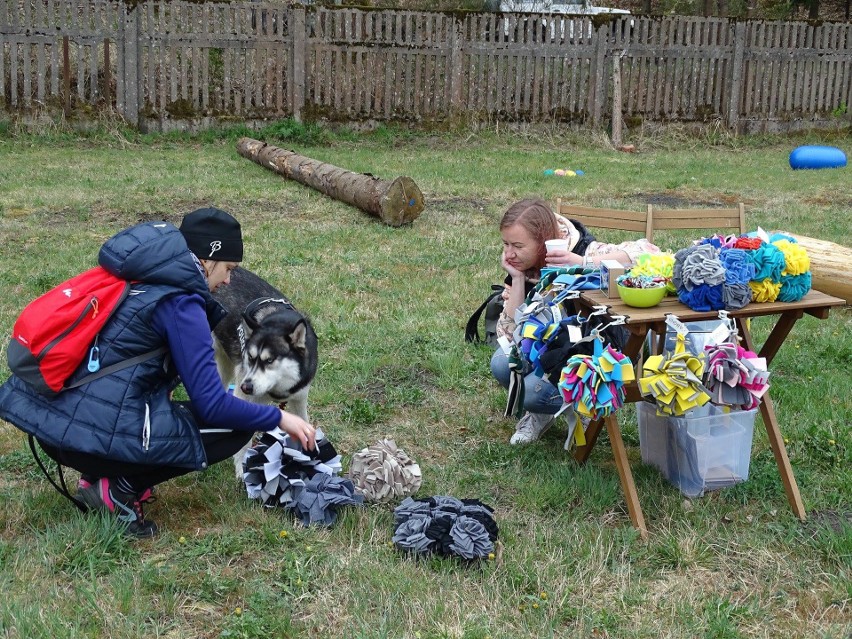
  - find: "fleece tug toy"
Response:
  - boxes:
[557,335,635,448]
[348,439,422,503]
[392,496,498,560]
[639,333,711,416]
[703,342,770,410]
[243,428,363,526]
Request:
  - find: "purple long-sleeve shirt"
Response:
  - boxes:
[151,294,280,432]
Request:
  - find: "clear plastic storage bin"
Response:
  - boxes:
[637,401,757,498]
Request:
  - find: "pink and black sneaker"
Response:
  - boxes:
[78,478,158,539]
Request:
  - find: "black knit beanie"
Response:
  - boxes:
[179,207,244,262]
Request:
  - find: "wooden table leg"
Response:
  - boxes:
[755,310,803,365]
[574,417,603,464]
[605,415,648,539]
[738,318,807,520]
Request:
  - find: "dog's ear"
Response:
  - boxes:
[289,320,307,351]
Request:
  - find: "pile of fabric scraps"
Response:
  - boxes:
[557,338,635,447]
[348,439,422,503]
[772,237,812,302]
[673,243,727,311]
[392,496,498,560]
[744,240,786,302]
[617,273,668,289]
[639,334,711,416]
[703,343,770,410]
[627,253,676,293]
[717,247,754,310]
[242,428,363,526]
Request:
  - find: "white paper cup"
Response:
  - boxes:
[545,239,569,254]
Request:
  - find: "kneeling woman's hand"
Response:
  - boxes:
[278,410,317,451]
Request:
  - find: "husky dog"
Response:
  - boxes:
[211,267,318,477]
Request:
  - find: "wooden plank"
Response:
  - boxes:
[276,25,284,115]
[827,24,842,111]
[222,22,231,111]
[10,39,18,107]
[590,20,606,125]
[806,23,817,113]
[383,19,393,118]
[654,20,668,118]
[671,18,686,117]
[779,23,793,114]
[648,19,661,117]
[1,33,9,106]
[793,23,806,113]
[513,19,524,116]
[818,24,831,112]
[652,218,741,231]
[201,4,209,110]
[605,416,648,539]
[696,20,709,113]
[36,36,46,102]
[768,22,782,118]
[170,2,180,103]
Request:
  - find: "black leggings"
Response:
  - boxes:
[37,429,253,493]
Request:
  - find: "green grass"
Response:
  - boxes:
[0,122,850,638]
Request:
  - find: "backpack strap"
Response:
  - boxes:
[63,346,169,390]
[28,435,88,513]
[464,285,504,344]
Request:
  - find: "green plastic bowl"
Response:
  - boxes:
[617,283,667,308]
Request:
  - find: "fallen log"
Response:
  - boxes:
[780,233,851,304]
[237,137,425,227]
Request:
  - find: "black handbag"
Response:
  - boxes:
[464,284,504,347]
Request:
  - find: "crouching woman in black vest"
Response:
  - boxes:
[0,207,315,538]
[492,199,659,446]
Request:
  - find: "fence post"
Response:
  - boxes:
[611,53,623,147]
[591,21,608,128]
[121,2,140,126]
[727,20,746,132]
[290,5,305,122]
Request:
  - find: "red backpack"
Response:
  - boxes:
[7,266,162,396]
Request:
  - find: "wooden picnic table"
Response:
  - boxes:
[573,289,846,540]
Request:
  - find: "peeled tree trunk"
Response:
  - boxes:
[780,233,852,304]
[237,137,425,227]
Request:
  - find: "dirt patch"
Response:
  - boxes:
[356,364,438,404]
[807,509,852,535]
[804,196,852,208]
[426,196,493,212]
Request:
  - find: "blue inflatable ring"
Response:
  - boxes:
[789,145,847,170]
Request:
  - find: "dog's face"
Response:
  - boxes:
[236,306,312,402]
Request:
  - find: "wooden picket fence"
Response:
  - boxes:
[1,0,850,131]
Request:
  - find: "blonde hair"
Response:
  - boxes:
[500,199,561,272]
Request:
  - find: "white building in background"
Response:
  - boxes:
[499,1,631,16]
[498,1,631,39]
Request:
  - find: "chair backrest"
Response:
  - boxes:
[553,200,748,245]
[649,203,746,244]
[554,199,653,239]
